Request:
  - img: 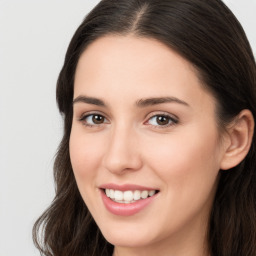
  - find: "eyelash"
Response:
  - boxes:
[78,112,108,127]
[78,112,178,129]
[145,113,178,129]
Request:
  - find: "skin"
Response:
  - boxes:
[69,35,249,256]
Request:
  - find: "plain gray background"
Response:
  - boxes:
[0,1,255,255]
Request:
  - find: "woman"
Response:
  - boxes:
[33,0,256,255]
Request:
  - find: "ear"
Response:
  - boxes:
[220,109,254,170]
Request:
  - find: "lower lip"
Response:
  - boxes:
[100,190,158,216]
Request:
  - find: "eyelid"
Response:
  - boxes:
[78,111,110,126]
[144,111,179,128]
[78,110,109,120]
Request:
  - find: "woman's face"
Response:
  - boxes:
[70,36,227,253]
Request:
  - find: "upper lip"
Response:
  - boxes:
[99,183,159,191]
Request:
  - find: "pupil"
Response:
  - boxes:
[93,115,104,124]
[157,116,169,125]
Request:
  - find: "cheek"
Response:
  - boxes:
[139,127,221,234]
[69,128,105,189]
[143,126,221,195]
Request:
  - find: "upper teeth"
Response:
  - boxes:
[105,189,156,203]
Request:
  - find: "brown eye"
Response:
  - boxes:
[156,116,169,125]
[92,115,104,124]
[147,114,178,128]
[80,114,107,126]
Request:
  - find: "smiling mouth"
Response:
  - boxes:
[103,189,159,204]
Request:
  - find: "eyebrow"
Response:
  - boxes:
[136,97,189,107]
[72,95,189,108]
[73,95,106,106]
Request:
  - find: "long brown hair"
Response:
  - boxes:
[33,0,256,255]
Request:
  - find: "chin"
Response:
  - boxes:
[98,221,159,248]
[104,233,154,248]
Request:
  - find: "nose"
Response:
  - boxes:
[102,125,143,175]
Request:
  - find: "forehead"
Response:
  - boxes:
[75,35,197,83]
[74,35,214,109]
